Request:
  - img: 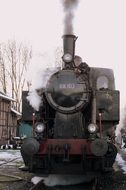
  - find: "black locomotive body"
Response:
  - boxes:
[21,35,119,175]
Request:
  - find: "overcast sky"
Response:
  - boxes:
[0,0,126,121]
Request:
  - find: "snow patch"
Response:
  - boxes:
[0,150,23,166]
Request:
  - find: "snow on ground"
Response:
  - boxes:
[0,150,23,166]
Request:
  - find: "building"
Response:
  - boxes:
[0,91,21,145]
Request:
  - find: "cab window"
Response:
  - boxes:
[97,76,109,90]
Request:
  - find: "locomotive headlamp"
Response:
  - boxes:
[62,53,72,63]
[35,123,45,133]
[88,123,97,134]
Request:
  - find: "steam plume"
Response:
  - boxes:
[26,67,58,111]
[31,174,93,186]
[62,0,80,34]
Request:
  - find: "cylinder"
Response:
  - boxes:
[91,139,108,156]
[21,138,40,155]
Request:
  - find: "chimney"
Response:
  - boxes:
[62,34,77,68]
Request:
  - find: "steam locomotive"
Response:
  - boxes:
[21,34,119,175]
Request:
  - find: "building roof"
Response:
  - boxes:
[0,91,15,101]
[11,108,22,116]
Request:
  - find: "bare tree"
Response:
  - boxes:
[0,40,32,112]
[0,44,7,93]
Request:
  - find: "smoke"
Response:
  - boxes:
[27,90,41,111]
[31,174,94,186]
[26,66,59,111]
[61,0,80,34]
